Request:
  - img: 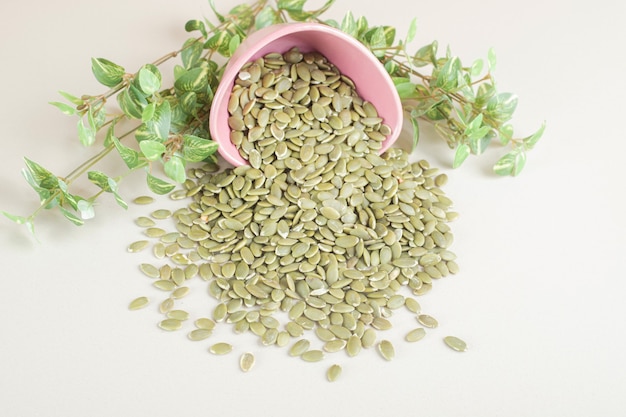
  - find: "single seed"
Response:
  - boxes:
[195,318,216,330]
[128,296,149,310]
[378,340,395,361]
[443,335,468,352]
[301,349,325,362]
[239,352,256,372]
[140,263,159,278]
[327,364,342,382]
[188,329,213,341]
[209,342,233,355]
[128,240,149,253]
[133,196,154,205]
[406,327,427,343]
[151,209,172,219]
[158,319,182,331]
[417,314,439,328]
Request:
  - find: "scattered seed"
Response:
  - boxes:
[417,314,439,328]
[326,364,342,382]
[133,196,154,205]
[301,349,325,362]
[378,340,395,361]
[405,327,427,343]
[443,336,468,352]
[188,329,213,341]
[158,319,182,331]
[240,352,256,372]
[209,342,233,355]
[128,296,149,310]
[128,240,149,253]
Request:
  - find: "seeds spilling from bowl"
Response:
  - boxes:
[128,47,465,379]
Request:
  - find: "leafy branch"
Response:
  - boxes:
[3,0,544,234]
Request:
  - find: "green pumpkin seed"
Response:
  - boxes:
[158,319,182,331]
[326,364,342,382]
[209,342,233,355]
[188,329,212,341]
[406,327,427,343]
[377,340,395,361]
[128,296,149,310]
[239,352,256,372]
[128,240,149,253]
[417,314,439,328]
[443,335,467,352]
[289,339,311,357]
[133,196,154,205]
[301,349,325,362]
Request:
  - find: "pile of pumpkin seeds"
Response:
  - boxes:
[127,47,466,381]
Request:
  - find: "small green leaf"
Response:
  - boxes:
[175,67,209,93]
[341,11,357,36]
[470,58,484,77]
[77,118,96,147]
[204,32,232,56]
[142,102,156,122]
[2,211,27,224]
[164,155,187,184]
[88,171,113,192]
[107,178,128,209]
[395,82,417,99]
[255,6,280,29]
[179,92,198,115]
[58,90,83,106]
[110,134,141,169]
[486,92,518,124]
[146,100,171,141]
[91,57,125,87]
[59,206,84,226]
[182,135,218,162]
[208,0,225,22]
[493,151,517,176]
[146,172,176,195]
[181,38,203,69]
[228,34,241,57]
[138,67,161,95]
[23,158,58,190]
[49,101,76,116]
[453,143,470,168]
[435,56,462,90]
[406,17,418,43]
[523,121,546,150]
[77,200,95,220]
[117,88,144,119]
[413,40,438,66]
[139,140,166,161]
[277,0,306,12]
[184,19,207,36]
[487,47,497,72]
[410,117,420,150]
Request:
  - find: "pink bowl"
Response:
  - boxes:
[209,22,403,167]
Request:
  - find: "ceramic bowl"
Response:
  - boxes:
[209,22,403,167]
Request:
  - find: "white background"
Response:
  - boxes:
[1,0,625,416]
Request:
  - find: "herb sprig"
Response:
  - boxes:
[3,0,544,234]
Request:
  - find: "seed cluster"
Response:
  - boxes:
[129,48,466,381]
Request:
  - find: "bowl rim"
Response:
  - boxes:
[209,22,403,167]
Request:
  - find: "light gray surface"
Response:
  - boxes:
[1,1,624,416]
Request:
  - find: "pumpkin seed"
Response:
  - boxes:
[158,319,182,331]
[405,327,427,343]
[326,364,342,382]
[128,240,149,253]
[239,352,256,372]
[128,296,149,310]
[443,335,468,352]
[378,340,395,361]
[301,349,325,362]
[133,196,154,205]
[188,329,213,341]
[209,342,233,355]
[417,314,439,328]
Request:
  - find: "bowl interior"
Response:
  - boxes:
[209,23,403,167]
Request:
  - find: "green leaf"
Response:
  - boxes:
[2,211,27,225]
[77,118,96,147]
[58,90,83,106]
[107,177,128,209]
[49,101,76,116]
[341,11,357,36]
[58,206,84,226]
[117,88,144,119]
[179,92,198,115]
[493,149,526,176]
[110,133,141,169]
[182,135,218,162]
[255,6,280,29]
[181,38,203,69]
[138,67,161,95]
[208,0,225,23]
[453,143,470,168]
[228,34,241,57]
[146,172,176,195]
[87,171,113,192]
[406,17,417,43]
[164,155,187,184]
[410,117,420,149]
[77,200,95,220]
[204,31,232,56]
[470,58,484,77]
[23,158,59,190]
[435,56,462,90]
[91,58,125,87]
[277,0,306,12]
[486,92,518,124]
[142,102,156,122]
[146,100,171,141]
[175,67,209,93]
[184,19,207,37]
[413,40,437,66]
[139,140,166,161]
[487,47,497,72]
[522,121,546,150]
[395,82,417,99]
